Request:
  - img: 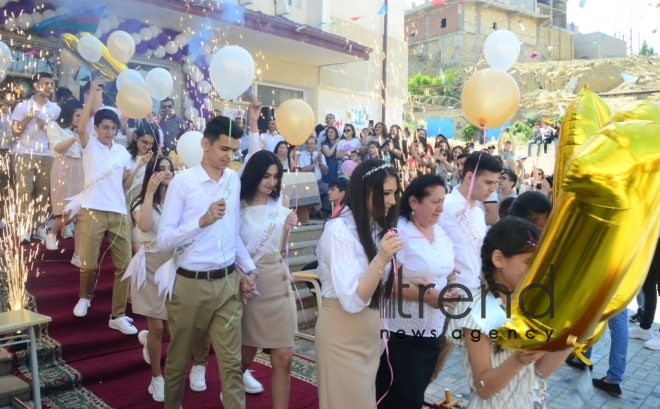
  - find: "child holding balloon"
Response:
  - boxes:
[447,217,573,409]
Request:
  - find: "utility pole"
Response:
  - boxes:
[381,0,388,123]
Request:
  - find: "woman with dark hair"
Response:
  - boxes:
[55,87,74,105]
[321,125,340,183]
[239,148,298,408]
[125,123,158,228]
[45,99,84,260]
[315,159,403,409]
[447,217,573,409]
[433,148,454,184]
[273,140,291,171]
[388,124,406,171]
[123,155,175,402]
[508,191,552,231]
[376,174,456,409]
[337,123,360,165]
[373,122,387,142]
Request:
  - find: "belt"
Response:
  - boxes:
[176,265,235,280]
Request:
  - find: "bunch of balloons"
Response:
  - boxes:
[461,30,521,130]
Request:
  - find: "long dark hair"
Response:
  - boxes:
[56,99,83,129]
[481,217,540,298]
[240,150,283,201]
[344,159,400,309]
[342,123,356,140]
[325,126,339,142]
[130,156,174,224]
[128,122,158,160]
[508,191,552,225]
[400,174,445,221]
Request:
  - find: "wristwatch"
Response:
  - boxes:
[245,269,259,278]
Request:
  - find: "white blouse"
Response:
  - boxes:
[132,204,163,252]
[317,208,392,314]
[46,122,81,158]
[239,202,290,256]
[386,217,454,337]
[337,138,362,159]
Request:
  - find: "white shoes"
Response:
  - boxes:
[148,375,165,402]
[138,330,150,364]
[108,315,138,335]
[71,254,82,267]
[62,223,74,239]
[33,226,48,241]
[644,333,660,350]
[45,234,58,250]
[629,323,653,341]
[243,370,264,394]
[73,298,91,317]
[189,365,207,392]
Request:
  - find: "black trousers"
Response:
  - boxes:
[640,239,660,330]
[375,333,440,409]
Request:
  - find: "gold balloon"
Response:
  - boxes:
[276,99,316,146]
[461,68,520,129]
[496,119,660,352]
[608,100,660,124]
[117,84,153,119]
[553,86,611,204]
[572,320,608,366]
[61,33,127,80]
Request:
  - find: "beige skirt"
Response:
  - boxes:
[131,250,173,320]
[242,252,296,349]
[50,156,84,215]
[315,298,381,409]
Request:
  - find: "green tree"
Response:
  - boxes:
[462,122,479,143]
[640,40,657,56]
[408,70,460,98]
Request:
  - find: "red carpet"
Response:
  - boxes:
[26,237,319,408]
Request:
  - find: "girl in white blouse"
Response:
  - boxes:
[376,174,457,409]
[315,159,403,409]
[45,99,84,264]
[447,217,572,409]
[336,124,361,164]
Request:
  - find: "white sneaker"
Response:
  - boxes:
[138,330,150,364]
[189,365,207,392]
[243,370,264,394]
[33,226,48,241]
[629,323,653,341]
[148,375,165,402]
[644,333,660,350]
[108,315,138,335]
[62,222,74,239]
[71,254,82,267]
[73,298,91,317]
[45,234,58,250]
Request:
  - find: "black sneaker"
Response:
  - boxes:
[629,311,642,323]
[565,355,593,371]
[593,377,622,396]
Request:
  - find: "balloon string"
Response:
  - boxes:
[376,257,397,408]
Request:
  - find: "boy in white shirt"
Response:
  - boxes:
[11,72,61,241]
[71,77,136,335]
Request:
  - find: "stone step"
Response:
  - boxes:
[282,239,318,257]
[296,305,319,330]
[289,223,324,242]
[287,254,318,275]
[0,349,12,377]
[0,375,31,407]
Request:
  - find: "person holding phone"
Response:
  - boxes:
[158,97,188,155]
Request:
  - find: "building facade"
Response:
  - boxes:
[574,32,627,60]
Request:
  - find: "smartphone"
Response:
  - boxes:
[369,120,374,126]
[91,70,104,88]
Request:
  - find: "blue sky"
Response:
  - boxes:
[401,0,660,54]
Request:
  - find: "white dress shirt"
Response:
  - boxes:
[261,131,284,152]
[156,165,256,273]
[438,188,487,291]
[316,208,391,314]
[81,137,131,214]
[11,97,61,156]
[298,150,327,181]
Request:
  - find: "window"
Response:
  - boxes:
[441,18,447,28]
[257,84,303,108]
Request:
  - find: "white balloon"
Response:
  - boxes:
[197,80,212,94]
[59,49,80,68]
[139,27,153,42]
[201,44,212,56]
[116,69,145,91]
[165,40,179,55]
[182,99,194,109]
[174,34,188,47]
[203,97,213,109]
[94,27,103,38]
[99,18,111,34]
[77,35,103,63]
[209,46,255,100]
[142,49,153,57]
[31,12,42,24]
[145,67,173,100]
[154,46,166,59]
[182,63,193,74]
[55,6,70,15]
[149,25,161,38]
[16,13,33,30]
[107,31,135,64]
[184,106,200,121]
[0,0,9,8]
[3,18,17,32]
[107,15,120,29]
[188,67,203,83]
[183,56,194,64]
[131,33,141,45]
[41,9,56,21]
[483,30,521,71]
[176,131,204,168]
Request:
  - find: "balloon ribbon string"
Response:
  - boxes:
[376,257,397,408]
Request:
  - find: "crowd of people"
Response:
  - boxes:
[0,72,658,409]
